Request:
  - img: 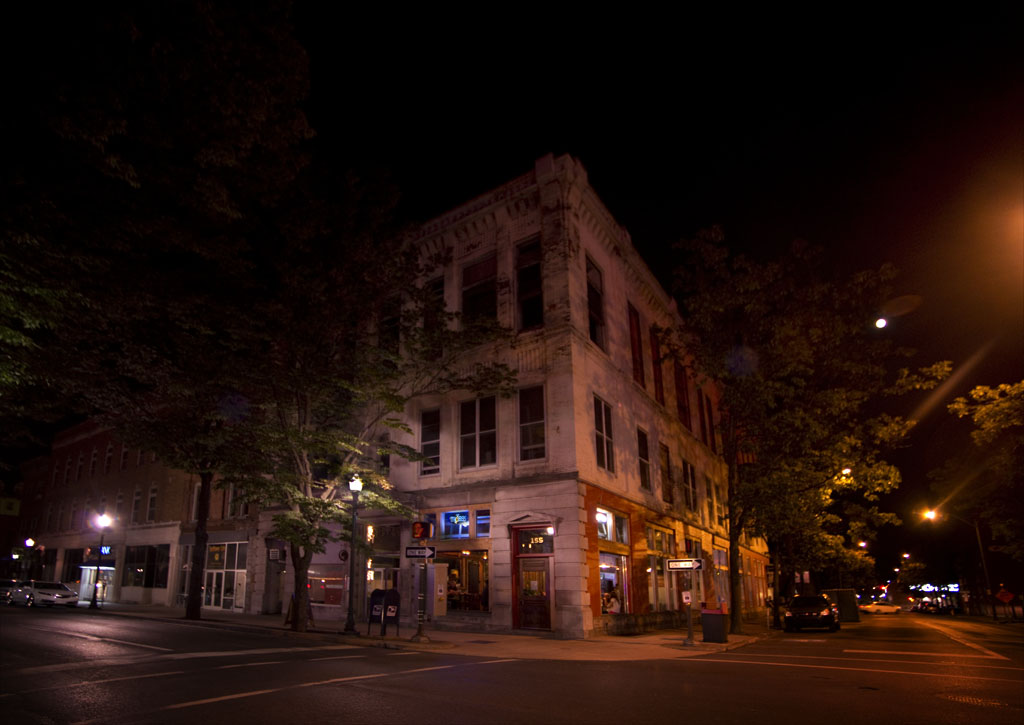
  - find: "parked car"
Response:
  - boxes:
[0,578,17,605]
[9,581,80,607]
[860,601,901,614]
[784,594,840,632]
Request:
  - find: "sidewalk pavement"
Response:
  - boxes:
[85,602,777,661]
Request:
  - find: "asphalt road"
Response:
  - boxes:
[2,606,1021,724]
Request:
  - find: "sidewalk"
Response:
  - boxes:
[85,602,776,661]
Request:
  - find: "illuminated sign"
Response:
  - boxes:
[100,545,112,556]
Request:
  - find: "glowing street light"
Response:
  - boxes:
[875,318,888,329]
[90,514,112,609]
[858,541,867,548]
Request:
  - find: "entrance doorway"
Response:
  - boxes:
[204,570,224,607]
[512,526,555,630]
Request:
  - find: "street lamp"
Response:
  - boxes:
[924,509,995,621]
[343,475,363,634]
[90,514,112,609]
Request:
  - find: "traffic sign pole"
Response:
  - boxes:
[411,539,430,643]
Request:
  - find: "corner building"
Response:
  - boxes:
[390,154,768,638]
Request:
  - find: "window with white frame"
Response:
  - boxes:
[594,395,614,472]
[420,409,440,475]
[628,303,645,386]
[518,386,545,461]
[460,396,496,468]
[637,428,651,490]
[596,507,629,544]
[681,460,697,510]
[147,486,158,522]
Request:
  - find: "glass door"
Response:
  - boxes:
[204,570,223,607]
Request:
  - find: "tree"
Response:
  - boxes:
[229,186,517,632]
[939,381,1024,561]
[2,1,313,618]
[670,230,947,632]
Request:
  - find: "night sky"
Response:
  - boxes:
[296,12,1022,578]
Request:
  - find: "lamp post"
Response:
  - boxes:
[924,509,995,621]
[343,475,363,634]
[23,538,35,579]
[90,514,112,609]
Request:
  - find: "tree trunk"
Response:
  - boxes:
[728,523,744,634]
[185,471,213,620]
[289,542,313,632]
[771,548,783,629]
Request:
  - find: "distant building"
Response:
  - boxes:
[15,155,767,637]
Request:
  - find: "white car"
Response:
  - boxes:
[860,601,901,614]
[9,581,80,608]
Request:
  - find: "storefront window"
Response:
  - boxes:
[436,550,489,611]
[441,510,471,539]
[599,552,628,614]
[646,526,677,611]
[475,509,490,537]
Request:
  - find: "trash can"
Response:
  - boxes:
[701,608,728,643]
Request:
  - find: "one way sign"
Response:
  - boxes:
[666,558,703,571]
[405,546,436,559]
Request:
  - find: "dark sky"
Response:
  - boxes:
[297,13,1023,576]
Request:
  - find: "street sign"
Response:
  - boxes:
[666,558,703,571]
[405,546,436,559]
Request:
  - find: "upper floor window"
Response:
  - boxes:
[120,446,129,471]
[462,256,497,322]
[681,460,697,511]
[586,257,606,349]
[420,409,440,476]
[518,386,545,461]
[227,482,248,518]
[628,303,645,387]
[674,362,692,430]
[460,396,496,468]
[131,488,142,524]
[650,327,665,405]
[697,389,717,453]
[89,449,98,477]
[104,444,114,475]
[63,458,71,485]
[594,395,614,472]
[76,454,84,481]
[147,486,158,522]
[517,239,543,330]
[637,428,651,490]
[659,443,673,503]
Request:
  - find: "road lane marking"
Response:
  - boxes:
[915,620,1010,660]
[689,657,1023,683]
[160,661,508,710]
[308,655,367,661]
[2,670,187,697]
[844,649,1004,660]
[385,651,419,655]
[218,661,285,669]
[24,626,173,652]
[716,652,1024,671]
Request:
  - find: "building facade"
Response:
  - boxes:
[385,154,767,637]
[13,155,767,638]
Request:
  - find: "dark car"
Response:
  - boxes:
[784,594,840,632]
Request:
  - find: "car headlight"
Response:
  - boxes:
[820,609,830,616]
[784,611,792,617]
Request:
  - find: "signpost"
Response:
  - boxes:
[405,546,436,559]
[666,558,703,571]
[408,533,435,643]
[667,559,702,644]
